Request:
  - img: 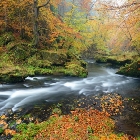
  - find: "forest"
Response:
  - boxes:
[0,0,139,83]
[0,0,140,139]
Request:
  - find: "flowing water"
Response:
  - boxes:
[0,60,140,136]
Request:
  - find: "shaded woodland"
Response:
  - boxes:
[0,0,140,83]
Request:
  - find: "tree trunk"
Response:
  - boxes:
[4,7,8,31]
[33,0,39,48]
[33,0,50,48]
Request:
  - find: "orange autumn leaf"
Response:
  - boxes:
[4,129,16,136]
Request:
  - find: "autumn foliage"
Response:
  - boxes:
[0,93,137,140]
[9,108,135,140]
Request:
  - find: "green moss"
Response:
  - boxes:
[39,50,67,65]
[13,117,57,140]
[0,33,88,83]
[52,108,62,115]
[13,123,39,140]
[87,126,94,134]
[95,54,132,65]
[34,68,53,75]
[28,57,52,68]
[117,133,124,137]
[0,127,4,134]
[95,56,107,63]
[116,58,140,77]
[0,62,27,83]
[65,61,87,77]
[7,42,35,63]
[24,66,35,76]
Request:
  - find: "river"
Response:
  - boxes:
[0,59,140,136]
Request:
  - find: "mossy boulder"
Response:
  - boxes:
[39,50,67,66]
[95,56,107,63]
[116,59,140,77]
[107,58,132,66]
[27,50,68,68]
[65,60,88,77]
[0,66,27,83]
[95,55,132,66]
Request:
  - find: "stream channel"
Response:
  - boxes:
[0,59,140,137]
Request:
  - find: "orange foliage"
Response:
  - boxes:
[4,129,16,136]
[92,0,140,54]
[34,108,135,140]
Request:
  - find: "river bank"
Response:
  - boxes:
[0,93,139,139]
[94,54,140,78]
[0,61,140,139]
[0,32,88,83]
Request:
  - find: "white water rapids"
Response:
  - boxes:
[0,60,140,113]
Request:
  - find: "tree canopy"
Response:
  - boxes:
[0,0,139,55]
